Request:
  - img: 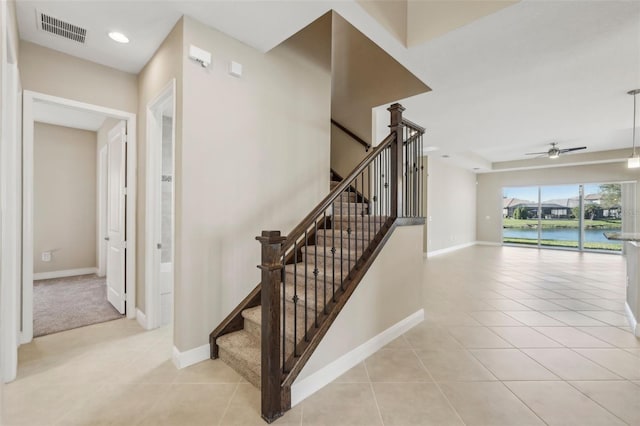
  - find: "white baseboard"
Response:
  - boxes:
[290,309,424,407]
[475,241,502,246]
[136,309,148,330]
[172,344,210,369]
[33,267,97,280]
[625,302,639,337]
[427,242,475,258]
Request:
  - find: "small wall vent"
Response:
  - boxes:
[37,10,87,44]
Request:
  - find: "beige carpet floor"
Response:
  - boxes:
[34,274,124,337]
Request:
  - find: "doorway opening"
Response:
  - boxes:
[21,91,137,344]
[144,79,175,330]
[31,116,126,337]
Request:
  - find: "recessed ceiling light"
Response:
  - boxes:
[108,32,129,44]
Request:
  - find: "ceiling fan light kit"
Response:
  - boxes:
[525,142,586,159]
[628,89,640,169]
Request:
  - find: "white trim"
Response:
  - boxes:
[22,91,137,345]
[625,302,639,337]
[290,309,424,407]
[33,267,97,281]
[476,241,502,246]
[426,241,476,258]
[172,344,210,369]
[97,145,108,277]
[1,0,21,383]
[136,308,149,330]
[145,79,176,330]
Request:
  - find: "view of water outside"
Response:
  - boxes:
[502,183,622,252]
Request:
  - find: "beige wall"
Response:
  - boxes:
[426,157,477,252]
[407,1,517,46]
[294,224,423,384]
[33,123,97,273]
[356,0,407,45]
[19,41,137,113]
[175,16,332,351]
[331,13,429,177]
[477,162,640,243]
[136,19,184,313]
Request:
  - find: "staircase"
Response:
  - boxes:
[209,103,425,423]
[215,181,381,388]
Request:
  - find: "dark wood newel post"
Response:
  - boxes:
[388,103,405,218]
[256,230,286,423]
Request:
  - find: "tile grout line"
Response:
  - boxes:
[216,381,240,426]
[411,346,468,426]
[362,355,385,426]
[563,379,633,425]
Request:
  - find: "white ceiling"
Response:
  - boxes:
[15,0,640,169]
[398,0,640,169]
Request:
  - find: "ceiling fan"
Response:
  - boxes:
[525,142,586,159]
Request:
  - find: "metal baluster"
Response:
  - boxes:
[323,211,327,314]
[413,133,420,217]
[293,242,298,356]
[341,189,344,291]
[330,203,335,302]
[374,156,378,236]
[348,184,352,278]
[354,176,358,264]
[304,230,308,341]
[420,133,424,216]
[361,171,365,251]
[367,164,371,246]
[282,253,286,371]
[314,220,318,328]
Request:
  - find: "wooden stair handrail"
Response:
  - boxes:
[402,117,426,133]
[331,119,371,152]
[281,132,395,252]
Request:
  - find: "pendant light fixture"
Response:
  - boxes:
[628,89,640,169]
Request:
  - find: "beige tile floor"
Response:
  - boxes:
[3,245,640,425]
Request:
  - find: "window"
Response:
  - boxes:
[502,183,623,252]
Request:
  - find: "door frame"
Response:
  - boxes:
[21,91,137,344]
[97,144,108,277]
[144,79,176,330]
[1,0,22,383]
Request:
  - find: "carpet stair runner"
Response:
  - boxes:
[216,180,386,388]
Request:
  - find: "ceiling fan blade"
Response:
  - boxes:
[559,146,586,153]
[525,152,548,155]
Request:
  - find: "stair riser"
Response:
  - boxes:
[218,347,261,389]
[332,218,386,232]
[285,268,349,291]
[243,304,321,347]
[331,203,368,214]
[283,285,332,318]
[300,245,357,261]
[314,233,375,249]
[337,193,358,203]
[301,255,357,268]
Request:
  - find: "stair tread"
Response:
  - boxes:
[242,304,316,345]
[300,245,358,258]
[284,262,352,279]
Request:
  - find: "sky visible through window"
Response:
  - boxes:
[504,184,601,203]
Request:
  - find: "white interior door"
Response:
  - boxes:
[106,122,126,314]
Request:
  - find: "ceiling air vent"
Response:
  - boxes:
[37,11,87,44]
